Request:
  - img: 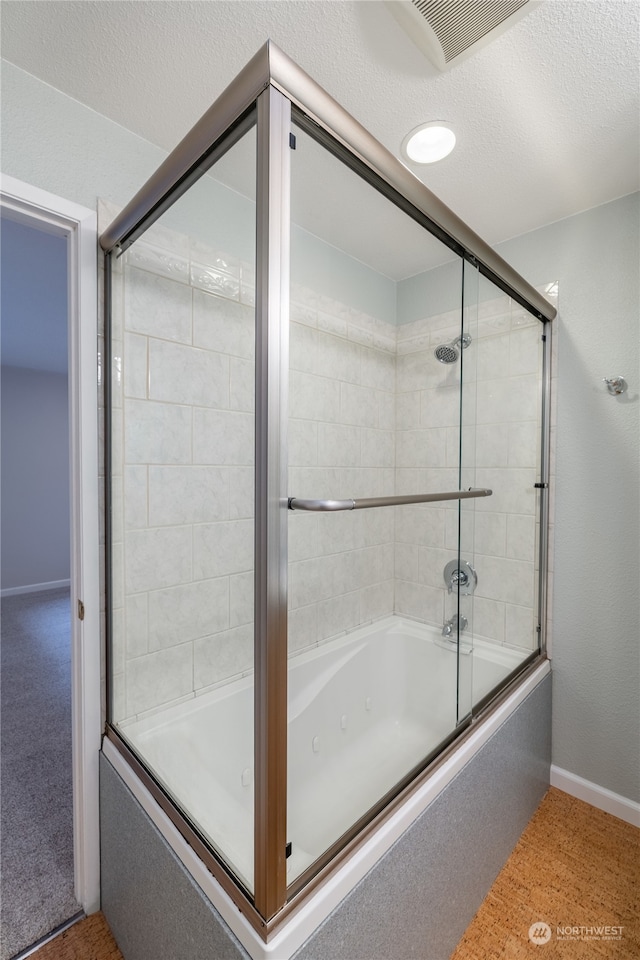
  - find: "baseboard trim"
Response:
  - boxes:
[1,579,71,598]
[551,765,640,827]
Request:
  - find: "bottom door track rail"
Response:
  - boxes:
[288,488,492,512]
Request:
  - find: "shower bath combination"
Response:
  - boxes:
[100,41,555,959]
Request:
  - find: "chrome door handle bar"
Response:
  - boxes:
[288,489,492,512]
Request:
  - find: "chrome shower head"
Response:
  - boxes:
[434,334,471,364]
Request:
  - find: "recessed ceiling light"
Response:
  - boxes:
[401,122,456,164]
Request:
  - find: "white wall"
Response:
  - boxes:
[3,58,637,802]
[1,366,70,591]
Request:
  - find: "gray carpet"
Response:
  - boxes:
[1,588,81,960]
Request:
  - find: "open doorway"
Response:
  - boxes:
[0,177,100,958]
[0,215,81,957]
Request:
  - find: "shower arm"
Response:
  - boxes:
[288,488,492,512]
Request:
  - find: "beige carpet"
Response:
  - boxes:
[36,788,638,960]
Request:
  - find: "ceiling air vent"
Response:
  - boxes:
[387,0,539,71]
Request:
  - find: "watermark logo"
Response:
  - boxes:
[529,922,552,945]
[527,921,624,945]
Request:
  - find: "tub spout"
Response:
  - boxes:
[442,613,468,638]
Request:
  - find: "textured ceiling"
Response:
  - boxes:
[2,0,639,272]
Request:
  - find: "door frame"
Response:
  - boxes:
[1,173,101,913]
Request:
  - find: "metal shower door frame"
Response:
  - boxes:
[100,39,556,937]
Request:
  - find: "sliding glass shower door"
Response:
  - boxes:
[285,121,478,887]
[103,40,553,930]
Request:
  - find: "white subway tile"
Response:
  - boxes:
[316,331,361,384]
[475,333,509,381]
[360,347,395,393]
[361,428,394,468]
[125,593,148,659]
[474,423,509,467]
[288,514,319,562]
[288,604,318,653]
[508,420,538,468]
[148,578,230,649]
[290,322,317,374]
[126,644,193,716]
[418,546,457,589]
[124,465,148,529]
[317,422,361,467]
[193,289,254,359]
[194,625,253,689]
[148,466,228,526]
[395,391,421,430]
[124,399,192,464]
[474,379,509,424]
[289,419,318,467]
[230,357,255,413]
[396,428,448,469]
[111,607,125,676]
[289,555,338,608]
[475,468,537,515]
[317,592,361,642]
[509,326,541,376]
[125,267,192,343]
[228,467,254,520]
[360,580,394,623]
[193,520,254,581]
[505,603,537,649]
[125,527,193,594]
[473,512,507,557]
[148,340,229,408]
[421,385,460,428]
[471,597,505,644]
[378,392,395,431]
[230,572,254,628]
[475,555,534,606]
[193,409,254,465]
[124,333,148,399]
[506,514,536,561]
[290,371,341,422]
[340,382,379,427]
[111,541,124,609]
[394,580,444,625]
[395,542,419,582]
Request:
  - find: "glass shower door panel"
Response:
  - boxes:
[467,273,544,708]
[109,126,257,892]
[455,259,479,724]
[286,122,465,884]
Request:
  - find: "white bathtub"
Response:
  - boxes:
[121,615,528,891]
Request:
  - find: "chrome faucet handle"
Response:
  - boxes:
[443,559,477,596]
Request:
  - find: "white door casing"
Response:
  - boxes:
[1,174,101,913]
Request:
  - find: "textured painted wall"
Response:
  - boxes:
[0,367,70,590]
[494,194,640,802]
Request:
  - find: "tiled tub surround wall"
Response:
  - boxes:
[110,221,400,724]
[394,294,544,652]
[110,231,257,725]
[110,210,548,723]
[288,302,397,654]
